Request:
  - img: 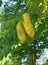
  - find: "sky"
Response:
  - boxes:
[36,49,48,65]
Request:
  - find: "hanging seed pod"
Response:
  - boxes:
[22,13,35,38]
[16,22,26,42]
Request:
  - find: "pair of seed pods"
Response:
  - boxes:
[16,13,35,43]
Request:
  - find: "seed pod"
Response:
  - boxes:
[22,13,35,38]
[16,22,26,42]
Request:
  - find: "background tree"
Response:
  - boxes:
[0,0,2,6]
[0,0,48,65]
[43,60,48,65]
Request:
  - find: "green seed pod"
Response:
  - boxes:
[22,13,35,38]
[16,22,26,42]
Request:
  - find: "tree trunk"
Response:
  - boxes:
[33,42,36,65]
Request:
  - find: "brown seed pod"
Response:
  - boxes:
[16,22,26,42]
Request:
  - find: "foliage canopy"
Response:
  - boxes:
[0,0,48,65]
